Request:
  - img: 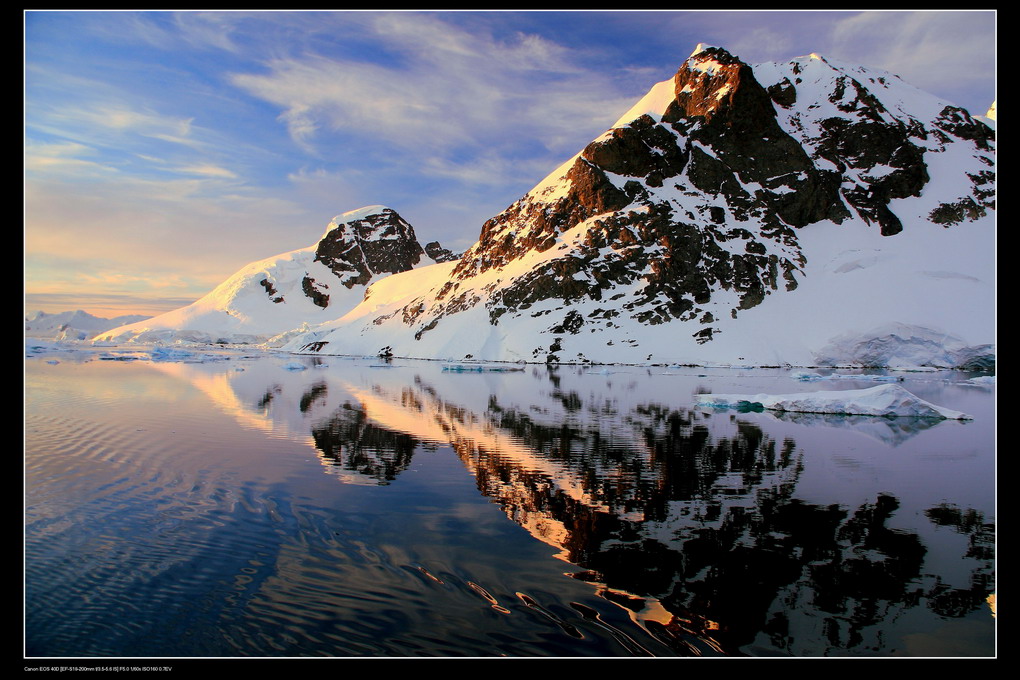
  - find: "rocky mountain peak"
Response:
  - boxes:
[300,205,458,308]
[666,45,770,126]
[314,206,428,289]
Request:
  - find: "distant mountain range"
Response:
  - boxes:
[97,45,995,369]
[26,310,152,341]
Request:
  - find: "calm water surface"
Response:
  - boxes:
[24,349,996,657]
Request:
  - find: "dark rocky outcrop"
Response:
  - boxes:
[424,241,460,263]
[259,278,284,303]
[453,158,632,280]
[314,208,427,290]
[811,115,928,236]
[307,207,456,307]
[301,276,329,308]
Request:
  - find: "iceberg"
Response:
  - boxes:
[695,384,971,420]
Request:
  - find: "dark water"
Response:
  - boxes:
[24,351,996,657]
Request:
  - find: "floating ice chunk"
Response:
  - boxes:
[150,347,195,362]
[26,338,68,354]
[696,384,971,420]
[793,371,901,382]
[831,374,903,382]
[962,376,995,387]
[282,361,307,371]
[442,363,525,373]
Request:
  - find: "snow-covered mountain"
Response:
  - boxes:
[25,310,151,341]
[96,206,458,345]
[282,45,994,368]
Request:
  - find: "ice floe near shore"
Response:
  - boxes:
[791,371,903,382]
[695,384,972,420]
[442,363,526,373]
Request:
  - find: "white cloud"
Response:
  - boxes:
[830,11,995,106]
[95,107,193,135]
[28,96,206,155]
[25,140,94,157]
[24,140,119,176]
[172,163,238,178]
[228,14,635,166]
[172,11,248,52]
[77,106,205,150]
[419,151,551,188]
[83,10,248,54]
[24,155,119,175]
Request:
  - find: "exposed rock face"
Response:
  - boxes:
[259,278,284,303]
[772,59,994,237]
[301,275,330,308]
[251,205,458,312]
[314,207,430,291]
[424,241,460,263]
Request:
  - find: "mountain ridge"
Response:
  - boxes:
[26,310,152,341]
[281,45,993,367]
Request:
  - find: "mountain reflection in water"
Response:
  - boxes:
[231,359,994,656]
[27,356,995,657]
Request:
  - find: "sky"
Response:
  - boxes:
[24,9,997,318]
